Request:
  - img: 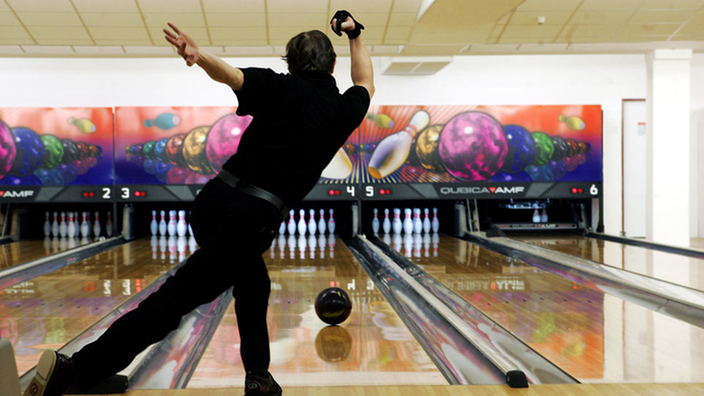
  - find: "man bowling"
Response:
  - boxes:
[23,10,373,396]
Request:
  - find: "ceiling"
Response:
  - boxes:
[2,0,704,57]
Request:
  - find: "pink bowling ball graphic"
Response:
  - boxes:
[438,112,507,181]
[206,114,252,173]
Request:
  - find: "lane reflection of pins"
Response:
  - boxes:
[432,233,439,257]
[414,234,422,258]
[168,236,177,263]
[308,234,317,259]
[151,236,158,260]
[321,147,353,179]
[298,235,307,259]
[368,110,430,179]
[270,237,276,259]
[44,236,51,253]
[288,235,296,259]
[423,234,430,257]
[278,234,286,259]
[60,237,67,250]
[393,233,402,252]
[52,237,59,252]
[403,234,413,257]
[382,233,391,246]
[328,234,335,258]
[68,237,77,249]
[159,236,167,261]
[188,235,197,255]
[177,236,187,262]
[318,234,326,259]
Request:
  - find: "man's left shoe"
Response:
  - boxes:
[23,350,76,396]
[244,371,282,396]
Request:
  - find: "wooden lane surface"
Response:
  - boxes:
[385,234,704,383]
[513,235,704,291]
[0,236,195,376]
[186,235,446,389]
[90,383,704,395]
[0,238,94,271]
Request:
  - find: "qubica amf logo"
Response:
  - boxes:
[439,186,526,195]
[0,190,35,198]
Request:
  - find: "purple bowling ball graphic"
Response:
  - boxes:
[206,114,252,173]
[438,112,507,181]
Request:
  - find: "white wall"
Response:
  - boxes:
[0,53,699,237]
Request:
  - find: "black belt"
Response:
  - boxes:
[216,170,288,218]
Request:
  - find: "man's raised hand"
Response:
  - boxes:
[164,23,199,66]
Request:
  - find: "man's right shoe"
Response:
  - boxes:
[23,350,75,396]
[244,371,282,396]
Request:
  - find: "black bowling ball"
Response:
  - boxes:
[314,287,352,325]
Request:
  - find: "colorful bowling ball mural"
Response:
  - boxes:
[0,108,110,186]
[358,105,601,184]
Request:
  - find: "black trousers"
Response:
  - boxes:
[71,177,281,389]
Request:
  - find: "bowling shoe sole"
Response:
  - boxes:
[23,350,58,396]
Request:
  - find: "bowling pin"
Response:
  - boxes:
[321,148,353,179]
[372,208,380,235]
[177,210,187,237]
[532,208,541,223]
[432,208,440,233]
[150,210,158,235]
[307,209,317,235]
[93,211,101,238]
[67,212,76,238]
[59,211,67,238]
[51,212,59,237]
[382,208,391,234]
[80,212,90,238]
[187,211,193,236]
[392,208,403,234]
[413,208,422,234]
[423,208,431,234]
[287,209,296,235]
[318,208,326,235]
[159,210,167,236]
[403,208,414,234]
[106,212,113,237]
[541,208,548,223]
[368,110,430,179]
[278,221,286,235]
[43,212,51,237]
[167,210,177,236]
[328,209,335,235]
[297,209,307,236]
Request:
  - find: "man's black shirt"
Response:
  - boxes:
[223,67,370,206]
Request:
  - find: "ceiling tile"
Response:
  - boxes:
[621,23,680,36]
[89,26,150,40]
[6,0,74,13]
[17,12,82,27]
[629,10,694,24]
[509,11,572,25]
[28,26,90,39]
[672,35,704,41]
[496,13,510,25]
[0,12,20,26]
[392,0,421,13]
[224,45,274,55]
[517,43,569,52]
[401,43,468,56]
[202,0,264,13]
[499,36,554,44]
[267,0,327,13]
[385,26,413,39]
[517,0,581,12]
[124,46,175,54]
[207,13,266,27]
[0,2,9,12]
[330,0,393,14]
[36,38,94,45]
[389,12,417,26]
[94,38,151,45]
[572,11,632,25]
[0,26,31,39]
[22,45,74,54]
[349,13,390,27]
[73,0,138,13]
[670,23,704,35]
[0,45,24,53]
[580,0,642,11]
[145,13,205,27]
[0,38,33,44]
[560,24,621,38]
[150,27,209,42]
[210,26,266,41]
[268,13,326,27]
[641,0,702,9]
[73,46,125,54]
[81,13,144,27]
[269,26,315,40]
[211,38,268,46]
[500,24,562,38]
[137,0,201,14]
[612,34,671,42]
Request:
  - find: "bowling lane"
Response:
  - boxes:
[0,235,195,376]
[513,235,704,292]
[187,235,447,388]
[0,237,94,271]
[384,234,704,383]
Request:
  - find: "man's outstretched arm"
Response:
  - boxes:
[331,15,375,99]
[164,23,244,91]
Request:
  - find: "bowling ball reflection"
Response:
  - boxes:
[315,325,352,363]
[315,287,352,325]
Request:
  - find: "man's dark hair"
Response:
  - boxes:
[283,30,336,75]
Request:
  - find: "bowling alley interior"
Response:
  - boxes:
[2,0,704,395]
